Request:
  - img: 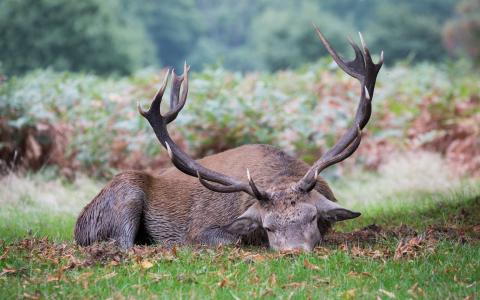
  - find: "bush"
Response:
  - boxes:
[0,61,478,178]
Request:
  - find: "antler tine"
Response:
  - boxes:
[169,69,184,113]
[138,69,171,118]
[247,169,268,201]
[139,63,269,202]
[315,25,365,80]
[165,62,190,124]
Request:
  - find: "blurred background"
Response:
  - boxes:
[0,0,479,181]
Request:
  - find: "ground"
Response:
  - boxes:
[0,154,479,299]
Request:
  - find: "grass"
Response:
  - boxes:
[0,155,479,299]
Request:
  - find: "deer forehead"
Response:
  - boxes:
[264,201,317,226]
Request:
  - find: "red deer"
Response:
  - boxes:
[74,28,383,251]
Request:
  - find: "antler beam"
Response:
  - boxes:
[138,63,269,201]
[295,27,383,192]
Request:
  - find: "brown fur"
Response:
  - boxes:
[74,144,336,248]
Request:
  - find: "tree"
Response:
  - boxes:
[443,0,480,65]
[0,0,155,75]
[250,1,353,71]
[366,0,457,64]
[132,0,201,70]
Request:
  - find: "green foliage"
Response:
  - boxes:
[1,61,478,177]
[0,0,156,75]
[129,0,201,70]
[250,2,352,71]
[0,0,475,73]
[367,2,452,64]
[443,0,480,65]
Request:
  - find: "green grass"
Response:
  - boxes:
[1,167,479,299]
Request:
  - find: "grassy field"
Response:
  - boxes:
[1,154,479,299]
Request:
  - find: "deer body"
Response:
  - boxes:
[75,28,383,251]
[75,144,337,248]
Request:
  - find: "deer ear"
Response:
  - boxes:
[313,192,361,222]
[322,208,361,222]
[223,205,261,235]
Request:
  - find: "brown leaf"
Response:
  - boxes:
[0,248,9,260]
[102,272,117,280]
[242,253,266,262]
[268,273,277,286]
[47,274,60,282]
[218,278,230,288]
[407,282,424,298]
[261,288,275,297]
[23,293,40,300]
[303,259,320,271]
[348,271,373,278]
[77,272,94,282]
[312,276,330,285]
[249,275,260,284]
[343,289,356,299]
[0,268,17,276]
[379,289,396,298]
[394,236,427,260]
[282,282,305,289]
[148,273,170,282]
[472,224,480,233]
[139,260,154,269]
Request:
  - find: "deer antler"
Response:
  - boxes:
[138,63,269,201]
[295,27,383,192]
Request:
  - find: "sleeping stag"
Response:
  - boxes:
[74,28,383,251]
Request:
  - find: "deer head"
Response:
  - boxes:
[138,27,383,251]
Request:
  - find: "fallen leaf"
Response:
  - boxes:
[249,275,260,284]
[140,260,154,269]
[148,273,170,282]
[282,282,305,289]
[312,276,330,285]
[303,259,321,271]
[379,289,396,298]
[242,253,266,263]
[23,293,40,300]
[348,271,373,278]
[102,271,117,280]
[0,268,17,276]
[343,289,356,299]
[261,288,275,297]
[77,272,94,282]
[268,273,277,286]
[218,278,230,288]
[408,282,424,298]
[0,248,9,260]
[472,224,480,233]
[46,275,60,282]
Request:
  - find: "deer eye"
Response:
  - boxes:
[264,227,273,232]
[310,215,317,223]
